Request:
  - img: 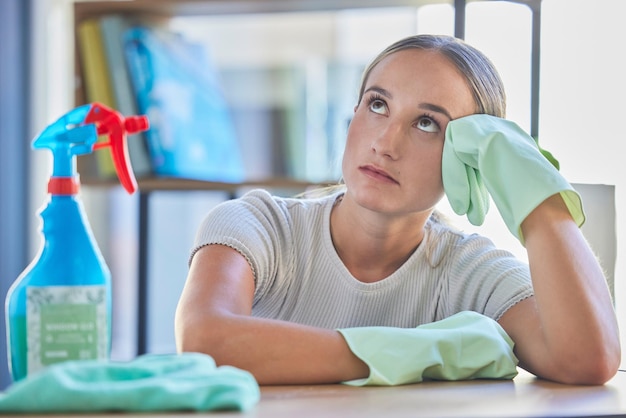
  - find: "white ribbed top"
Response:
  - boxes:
[191,189,533,328]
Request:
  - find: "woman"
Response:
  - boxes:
[175,34,620,385]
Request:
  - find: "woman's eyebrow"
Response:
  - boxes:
[364,86,392,98]
[365,85,453,120]
[418,103,452,120]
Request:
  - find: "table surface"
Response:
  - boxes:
[15,369,626,418]
[235,370,626,418]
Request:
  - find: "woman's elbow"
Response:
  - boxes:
[174,312,227,357]
[546,340,621,385]
[578,345,621,385]
[566,355,620,385]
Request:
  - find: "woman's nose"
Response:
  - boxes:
[371,121,404,159]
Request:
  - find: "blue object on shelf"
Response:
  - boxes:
[124,26,245,182]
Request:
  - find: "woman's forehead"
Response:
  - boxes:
[365,49,475,118]
[369,49,459,79]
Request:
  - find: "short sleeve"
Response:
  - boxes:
[441,233,534,321]
[189,189,293,302]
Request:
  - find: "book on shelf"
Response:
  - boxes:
[123,25,245,182]
[76,18,117,178]
[99,14,153,178]
[77,16,154,180]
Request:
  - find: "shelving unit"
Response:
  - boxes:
[73,0,544,185]
[71,0,542,355]
[84,176,332,193]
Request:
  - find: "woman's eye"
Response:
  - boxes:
[369,99,387,115]
[416,116,440,133]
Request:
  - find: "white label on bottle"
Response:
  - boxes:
[26,285,108,375]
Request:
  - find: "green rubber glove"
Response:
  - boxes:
[0,353,259,413]
[442,114,585,243]
[338,311,518,386]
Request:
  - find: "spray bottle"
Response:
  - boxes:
[5,102,149,381]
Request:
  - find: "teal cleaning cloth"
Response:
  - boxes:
[0,353,259,413]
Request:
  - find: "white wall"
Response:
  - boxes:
[540,0,626,365]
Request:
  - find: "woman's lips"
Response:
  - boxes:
[359,164,399,184]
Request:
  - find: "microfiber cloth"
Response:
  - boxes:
[0,353,260,413]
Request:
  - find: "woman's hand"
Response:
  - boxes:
[442,114,584,243]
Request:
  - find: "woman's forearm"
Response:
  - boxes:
[176,244,369,385]
[175,311,369,385]
[520,194,621,383]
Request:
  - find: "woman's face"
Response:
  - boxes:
[342,48,476,216]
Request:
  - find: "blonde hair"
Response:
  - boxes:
[358,34,506,118]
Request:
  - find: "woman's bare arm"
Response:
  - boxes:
[174,244,369,385]
[498,194,621,384]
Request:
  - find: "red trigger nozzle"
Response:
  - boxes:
[83,102,150,195]
[125,116,149,134]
